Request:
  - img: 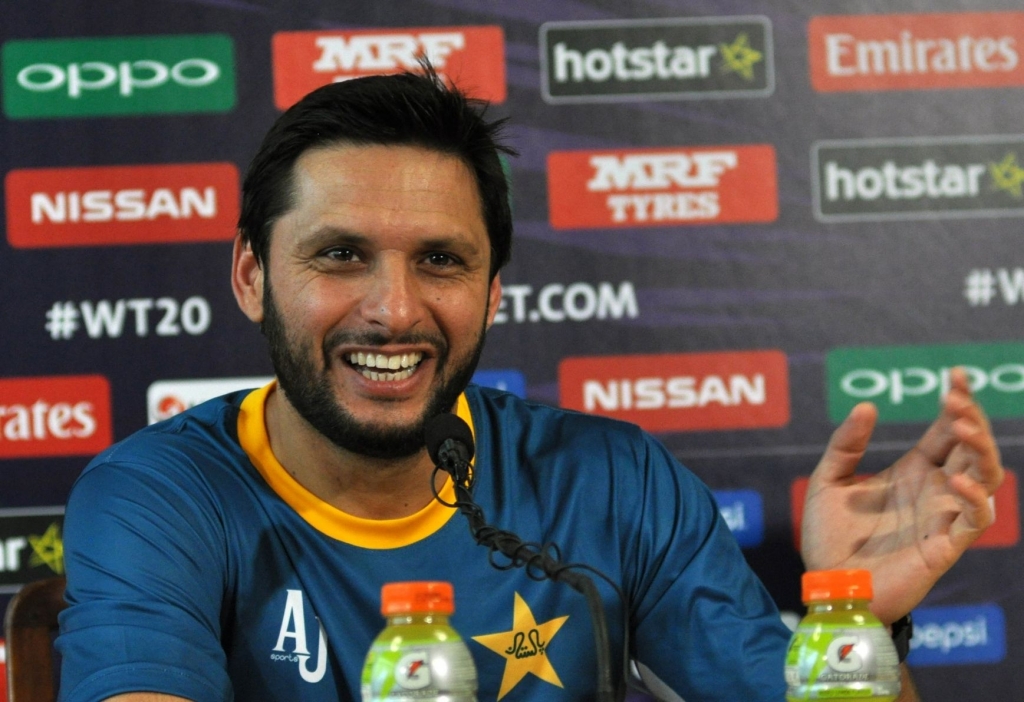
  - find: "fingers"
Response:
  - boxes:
[811,402,878,485]
[915,367,987,467]
[948,472,997,547]
[948,415,1005,493]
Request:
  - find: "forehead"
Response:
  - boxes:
[278,143,486,244]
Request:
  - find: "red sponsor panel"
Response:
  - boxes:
[5,163,239,248]
[0,638,5,702]
[272,26,506,109]
[548,145,777,230]
[809,12,1024,92]
[559,350,790,433]
[0,376,112,459]
[790,470,1019,551]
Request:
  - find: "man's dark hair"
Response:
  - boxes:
[237,65,514,278]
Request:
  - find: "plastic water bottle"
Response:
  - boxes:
[361,581,478,701]
[785,569,901,701]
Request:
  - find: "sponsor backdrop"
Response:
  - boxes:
[1,0,1022,698]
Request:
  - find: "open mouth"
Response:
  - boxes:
[346,351,424,382]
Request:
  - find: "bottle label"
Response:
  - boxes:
[362,640,478,701]
[785,623,900,699]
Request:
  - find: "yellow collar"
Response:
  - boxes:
[237,382,474,549]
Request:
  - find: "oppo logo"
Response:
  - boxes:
[841,364,1024,405]
[826,342,1024,422]
[17,58,219,98]
[2,34,236,118]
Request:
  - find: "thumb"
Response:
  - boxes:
[812,402,878,485]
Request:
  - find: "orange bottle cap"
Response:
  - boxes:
[801,569,873,603]
[381,581,455,615]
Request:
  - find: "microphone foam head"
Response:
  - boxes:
[424,413,475,464]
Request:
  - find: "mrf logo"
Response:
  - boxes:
[5,163,239,248]
[559,350,789,433]
[548,145,777,229]
[540,16,773,103]
[2,34,235,118]
[812,135,1024,222]
[790,470,1020,551]
[809,12,1024,93]
[0,507,64,593]
[272,26,505,109]
[0,375,111,459]
[271,589,329,683]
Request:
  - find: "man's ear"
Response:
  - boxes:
[232,234,265,323]
[485,273,502,329]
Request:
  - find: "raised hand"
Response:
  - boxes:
[800,367,1004,624]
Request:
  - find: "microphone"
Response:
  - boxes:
[424,413,474,485]
[422,411,622,702]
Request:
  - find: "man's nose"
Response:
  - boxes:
[359,257,423,332]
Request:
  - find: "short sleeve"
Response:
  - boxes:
[57,457,233,702]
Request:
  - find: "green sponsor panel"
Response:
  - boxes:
[826,342,1024,423]
[2,34,235,118]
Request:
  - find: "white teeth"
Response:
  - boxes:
[349,351,423,380]
[358,367,416,382]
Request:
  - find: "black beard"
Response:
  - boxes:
[260,278,488,459]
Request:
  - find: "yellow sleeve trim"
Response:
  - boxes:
[236,382,475,550]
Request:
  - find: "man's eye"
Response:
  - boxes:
[425,252,456,267]
[325,248,359,262]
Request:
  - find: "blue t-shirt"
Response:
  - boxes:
[57,383,789,701]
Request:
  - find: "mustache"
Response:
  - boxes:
[323,329,448,355]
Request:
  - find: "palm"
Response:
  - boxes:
[801,370,1003,624]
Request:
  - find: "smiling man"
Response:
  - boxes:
[56,66,1003,702]
[234,142,501,519]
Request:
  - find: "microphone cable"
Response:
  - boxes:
[425,414,629,702]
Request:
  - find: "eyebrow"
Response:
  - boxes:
[304,226,484,256]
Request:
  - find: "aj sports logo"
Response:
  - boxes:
[271,589,328,683]
[2,34,236,118]
[812,134,1024,222]
[540,15,773,103]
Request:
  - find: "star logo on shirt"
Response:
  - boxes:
[471,592,569,699]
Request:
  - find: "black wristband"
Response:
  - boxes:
[891,613,913,663]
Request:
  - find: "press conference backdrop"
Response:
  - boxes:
[1,0,1022,699]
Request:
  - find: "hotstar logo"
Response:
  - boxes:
[719,32,763,80]
[989,152,1024,198]
[540,16,773,103]
[28,522,63,574]
[813,135,1024,222]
